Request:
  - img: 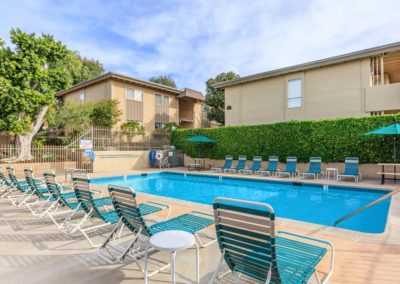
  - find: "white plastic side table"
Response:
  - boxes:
[144,230,199,284]
[326,168,338,180]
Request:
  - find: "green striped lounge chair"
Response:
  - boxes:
[211,197,334,284]
[22,168,61,216]
[240,156,263,175]
[256,156,279,176]
[275,157,298,178]
[211,155,233,172]
[101,184,216,275]
[225,155,247,174]
[0,166,16,198]
[41,171,101,231]
[338,157,361,182]
[71,174,168,248]
[299,157,322,179]
[6,166,36,206]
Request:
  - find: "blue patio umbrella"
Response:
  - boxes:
[184,135,215,157]
[365,123,400,161]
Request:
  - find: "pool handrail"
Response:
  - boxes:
[334,186,400,227]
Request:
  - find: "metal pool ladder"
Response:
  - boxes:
[334,187,400,227]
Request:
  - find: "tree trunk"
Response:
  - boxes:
[15,106,48,161]
[16,134,34,160]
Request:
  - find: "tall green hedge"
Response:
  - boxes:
[171,115,400,163]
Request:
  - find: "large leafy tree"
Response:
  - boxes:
[0,28,70,160]
[90,99,121,127]
[205,71,240,125]
[52,51,104,87]
[149,75,177,88]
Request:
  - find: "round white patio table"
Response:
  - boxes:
[144,230,199,284]
[326,168,338,180]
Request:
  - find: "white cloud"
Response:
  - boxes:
[1,0,399,91]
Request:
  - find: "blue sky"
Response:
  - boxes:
[1,0,399,91]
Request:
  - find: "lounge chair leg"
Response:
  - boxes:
[209,253,225,283]
[78,222,113,248]
[314,272,322,284]
[194,232,217,248]
[116,228,143,262]
[47,204,80,231]
[70,211,91,234]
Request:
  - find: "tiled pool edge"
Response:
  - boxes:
[91,169,400,244]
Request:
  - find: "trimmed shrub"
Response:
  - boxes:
[171,115,400,163]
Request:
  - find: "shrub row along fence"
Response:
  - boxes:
[171,114,400,163]
[0,145,92,176]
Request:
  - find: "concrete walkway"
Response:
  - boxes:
[1,169,400,283]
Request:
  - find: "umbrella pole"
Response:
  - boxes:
[394,137,397,163]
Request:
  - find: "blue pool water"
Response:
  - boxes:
[92,172,391,233]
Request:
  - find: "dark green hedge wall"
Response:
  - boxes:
[171,115,400,163]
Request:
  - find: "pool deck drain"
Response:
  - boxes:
[0,168,399,283]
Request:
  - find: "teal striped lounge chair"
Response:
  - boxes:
[100,184,216,275]
[225,155,247,174]
[6,166,36,206]
[211,155,233,172]
[338,157,361,182]
[71,174,169,248]
[240,156,263,175]
[300,157,322,179]
[22,168,61,216]
[210,197,334,284]
[43,171,84,231]
[275,157,298,178]
[43,171,112,232]
[256,156,279,176]
[0,166,16,197]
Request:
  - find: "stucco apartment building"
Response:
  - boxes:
[57,72,205,132]
[214,42,400,126]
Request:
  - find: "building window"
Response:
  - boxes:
[287,79,302,108]
[79,92,85,102]
[127,120,143,125]
[155,123,166,129]
[155,94,169,106]
[126,88,143,102]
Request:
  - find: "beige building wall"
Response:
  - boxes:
[111,80,179,132]
[63,81,111,103]
[92,150,149,172]
[193,101,203,128]
[61,78,185,133]
[225,58,375,125]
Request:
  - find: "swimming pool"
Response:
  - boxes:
[92,172,391,233]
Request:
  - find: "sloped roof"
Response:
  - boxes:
[57,72,182,96]
[177,88,205,101]
[214,41,400,88]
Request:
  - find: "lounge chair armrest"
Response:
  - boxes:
[91,189,103,197]
[278,230,334,248]
[146,201,170,209]
[192,210,214,218]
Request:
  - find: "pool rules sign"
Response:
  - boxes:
[80,140,95,161]
[79,140,93,150]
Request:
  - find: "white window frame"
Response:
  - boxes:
[287,78,302,108]
[125,88,143,102]
[79,92,85,102]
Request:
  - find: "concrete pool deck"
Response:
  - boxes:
[0,168,399,283]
